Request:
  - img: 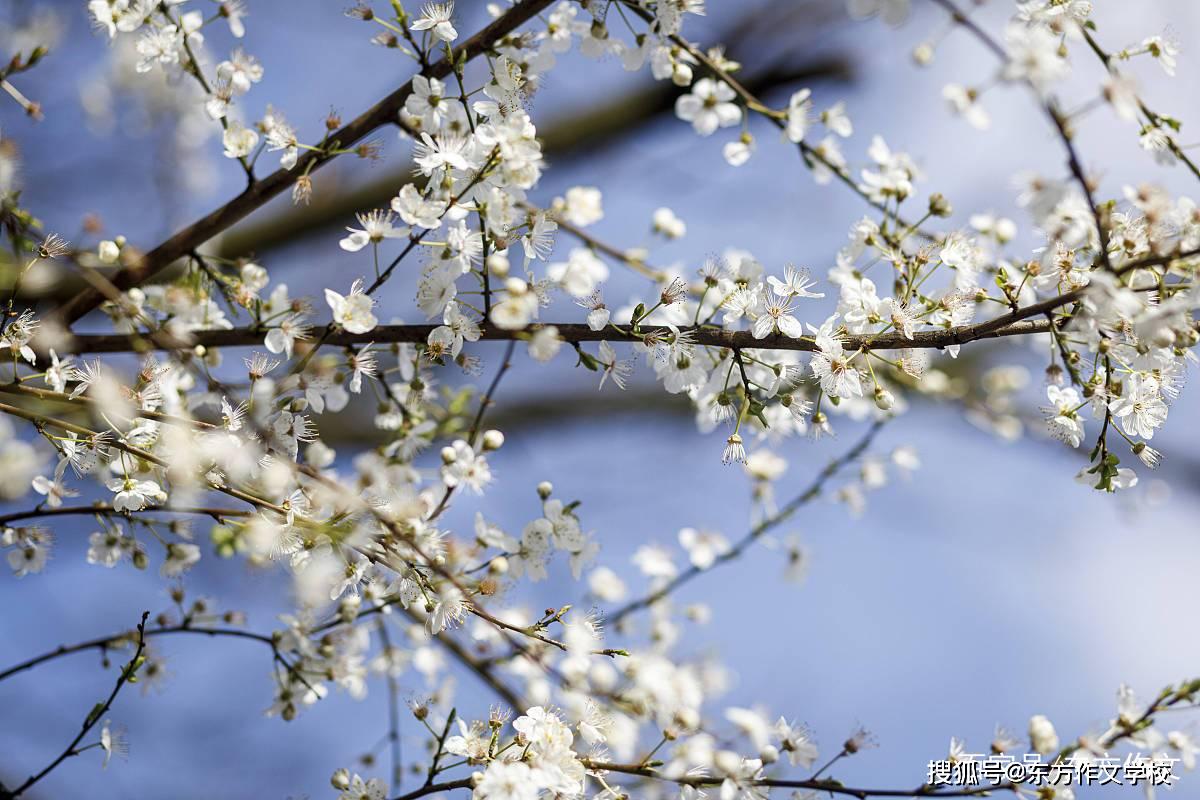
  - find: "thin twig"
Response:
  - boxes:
[929,0,1113,270]
[0,400,288,517]
[427,340,517,520]
[609,417,887,624]
[424,708,457,787]
[3,611,150,799]
[0,624,278,684]
[375,618,405,794]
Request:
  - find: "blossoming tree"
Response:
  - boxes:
[1,1,1199,798]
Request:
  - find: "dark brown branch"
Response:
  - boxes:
[48,316,1055,356]
[390,779,472,800]
[51,0,556,325]
[0,504,250,527]
[424,708,457,787]
[583,759,1008,799]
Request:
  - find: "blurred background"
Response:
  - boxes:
[2,0,1200,797]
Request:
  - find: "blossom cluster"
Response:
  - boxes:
[0,0,1198,799]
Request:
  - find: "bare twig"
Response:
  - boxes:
[0,503,249,527]
[375,618,405,794]
[0,623,277,684]
[3,611,150,799]
[928,0,1113,270]
[609,418,887,624]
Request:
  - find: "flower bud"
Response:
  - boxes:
[874,386,895,411]
[98,240,121,264]
[441,446,457,465]
[1029,714,1059,754]
[537,481,553,499]
[913,42,934,65]
[487,251,510,278]
[671,61,693,87]
[760,744,780,765]
[482,429,505,451]
[1151,328,1176,349]
[339,595,361,623]
[928,193,952,218]
[331,769,351,790]
[675,708,700,731]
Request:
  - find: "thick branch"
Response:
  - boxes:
[51,0,555,325]
[48,316,1055,356]
[390,779,472,800]
[0,504,249,527]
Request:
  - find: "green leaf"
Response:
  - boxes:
[85,702,105,727]
[576,350,600,372]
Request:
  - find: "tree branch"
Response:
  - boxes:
[50,0,556,326]
[390,779,472,800]
[0,623,278,684]
[0,504,249,528]
[46,316,1056,356]
[583,758,1006,799]
[609,417,887,624]
[929,0,1113,270]
[2,611,149,799]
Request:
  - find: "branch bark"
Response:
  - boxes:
[48,317,1055,355]
[51,0,556,326]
